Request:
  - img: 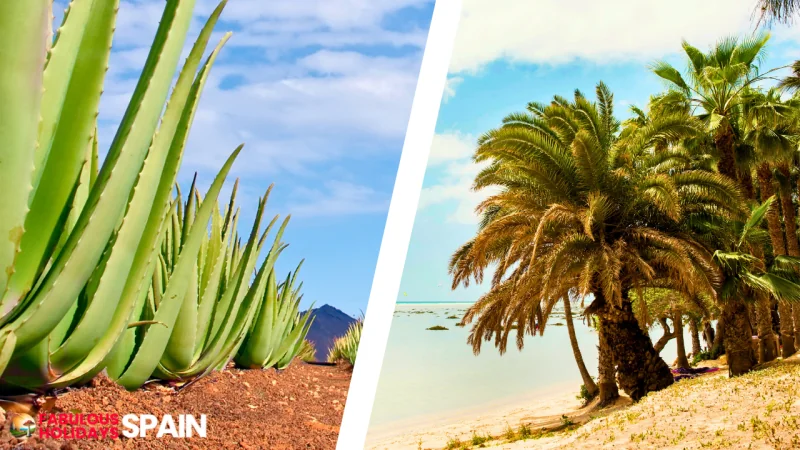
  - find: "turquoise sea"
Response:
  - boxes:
[367,302,691,436]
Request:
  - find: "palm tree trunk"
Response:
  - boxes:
[721,301,757,376]
[714,125,738,181]
[779,164,799,256]
[563,297,598,399]
[652,317,675,354]
[712,317,726,358]
[777,164,800,353]
[590,292,673,401]
[596,316,619,406]
[688,317,702,357]
[748,303,758,334]
[756,293,779,363]
[779,304,797,357]
[703,321,715,351]
[673,313,691,369]
[794,307,800,349]
[772,299,781,336]
[739,167,756,199]
[757,163,786,254]
[756,164,795,357]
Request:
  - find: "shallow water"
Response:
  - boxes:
[368,302,692,434]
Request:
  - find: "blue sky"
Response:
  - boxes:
[398,0,800,303]
[53,0,434,317]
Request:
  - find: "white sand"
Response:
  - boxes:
[365,356,800,450]
[365,386,585,450]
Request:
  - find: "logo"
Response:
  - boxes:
[33,413,206,440]
[122,414,207,438]
[10,413,37,438]
[37,413,119,440]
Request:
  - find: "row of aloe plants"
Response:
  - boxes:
[0,0,313,394]
[326,320,363,365]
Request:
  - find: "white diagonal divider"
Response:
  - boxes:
[335,0,463,448]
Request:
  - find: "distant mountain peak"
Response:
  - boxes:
[303,304,357,361]
[316,304,344,313]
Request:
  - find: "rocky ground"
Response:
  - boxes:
[0,361,351,450]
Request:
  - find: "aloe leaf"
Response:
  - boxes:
[67,139,95,237]
[2,0,119,323]
[276,311,314,369]
[33,0,97,189]
[115,146,242,390]
[49,2,230,374]
[195,219,290,375]
[194,208,234,361]
[236,269,277,367]
[207,197,270,343]
[182,176,198,247]
[0,330,17,379]
[178,202,277,377]
[103,262,152,381]
[9,0,199,351]
[0,1,51,302]
[211,254,272,372]
[198,202,221,299]
[160,262,199,371]
[2,338,49,390]
[49,28,230,384]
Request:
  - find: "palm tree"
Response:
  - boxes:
[711,197,800,375]
[755,0,800,26]
[563,295,599,399]
[449,221,599,400]
[741,88,800,358]
[632,288,711,369]
[650,34,778,185]
[595,315,619,405]
[652,38,800,365]
[687,314,704,357]
[451,83,742,401]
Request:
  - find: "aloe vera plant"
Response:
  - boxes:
[235,261,315,370]
[297,340,317,363]
[107,181,298,389]
[0,0,242,392]
[327,319,363,365]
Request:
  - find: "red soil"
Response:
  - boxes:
[0,361,351,450]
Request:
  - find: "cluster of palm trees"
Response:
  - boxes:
[449,31,800,405]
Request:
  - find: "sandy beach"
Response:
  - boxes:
[371,355,800,450]
[366,385,585,450]
[524,356,800,450]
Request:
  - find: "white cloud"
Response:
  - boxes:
[448,0,766,73]
[196,0,430,29]
[419,159,494,224]
[297,49,422,76]
[427,132,475,166]
[57,0,434,219]
[287,181,390,217]
[417,132,496,224]
[442,76,463,102]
